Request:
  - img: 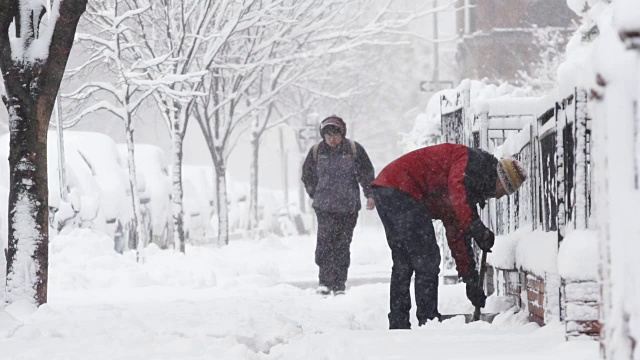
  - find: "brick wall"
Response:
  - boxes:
[561,280,600,339]
[526,273,545,326]
[490,267,601,338]
[492,268,522,308]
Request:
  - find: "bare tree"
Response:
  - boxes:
[242,0,437,234]
[127,0,264,252]
[242,0,347,232]
[193,0,347,244]
[0,0,87,306]
[62,0,166,260]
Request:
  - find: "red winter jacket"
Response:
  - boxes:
[372,143,498,277]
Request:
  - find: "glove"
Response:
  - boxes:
[468,220,495,252]
[465,281,487,308]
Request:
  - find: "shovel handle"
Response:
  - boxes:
[472,250,488,322]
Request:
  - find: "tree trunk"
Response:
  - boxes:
[3,94,50,306]
[0,0,87,307]
[124,113,144,261]
[214,160,229,245]
[248,124,260,232]
[171,115,186,253]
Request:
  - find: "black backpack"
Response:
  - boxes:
[312,139,357,163]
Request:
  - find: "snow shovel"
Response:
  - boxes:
[440,250,498,323]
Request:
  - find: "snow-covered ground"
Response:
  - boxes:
[0,227,598,359]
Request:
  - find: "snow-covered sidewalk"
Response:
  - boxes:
[0,228,599,359]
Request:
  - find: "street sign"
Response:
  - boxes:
[298,126,318,140]
[420,80,455,92]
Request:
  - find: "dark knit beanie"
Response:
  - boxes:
[319,115,346,137]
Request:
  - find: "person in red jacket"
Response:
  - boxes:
[371,143,526,329]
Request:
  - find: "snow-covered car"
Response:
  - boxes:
[118,144,173,249]
[61,131,132,246]
[47,132,103,232]
[0,131,100,230]
[182,165,216,244]
[224,178,303,237]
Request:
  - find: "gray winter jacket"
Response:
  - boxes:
[301,139,375,213]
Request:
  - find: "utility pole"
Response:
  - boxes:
[432,0,440,91]
[464,0,471,35]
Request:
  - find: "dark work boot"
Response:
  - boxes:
[388,313,411,330]
[418,312,442,326]
[332,282,346,296]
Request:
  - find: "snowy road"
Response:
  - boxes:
[0,228,599,359]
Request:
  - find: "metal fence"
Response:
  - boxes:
[440,88,595,335]
[441,88,591,244]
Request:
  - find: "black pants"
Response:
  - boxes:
[315,210,358,292]
[372,186,441,329]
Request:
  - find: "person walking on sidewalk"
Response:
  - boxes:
[371,143,526,329]
[301,115,376,296]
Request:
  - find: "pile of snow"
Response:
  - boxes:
[515,230,558,277]
[488,227,533,270]
[0,309,20,338]
[488,227,559,278]
[557,229,598,281]
[484,224,561,278]
[49,229,157,291]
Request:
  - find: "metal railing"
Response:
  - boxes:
[440,87,595,334]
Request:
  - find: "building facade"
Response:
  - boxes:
[455,0,576,83]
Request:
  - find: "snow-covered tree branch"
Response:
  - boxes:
[117,0,275,252]
[234,0,454,234]
[63,0,168,260]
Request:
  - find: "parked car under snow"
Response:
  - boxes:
[182,165,216,244]
[0,131,143,254]
[117,143,173,250]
